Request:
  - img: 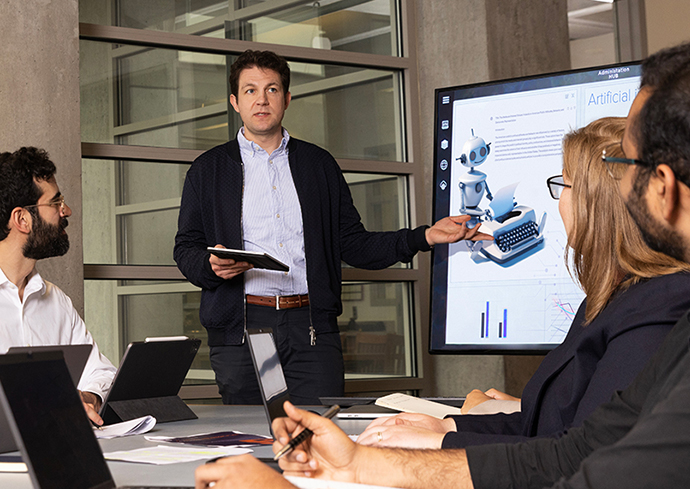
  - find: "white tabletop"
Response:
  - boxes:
[1,404,371,488]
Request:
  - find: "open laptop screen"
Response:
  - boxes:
[0,351,114,489]
[246,329,290,434]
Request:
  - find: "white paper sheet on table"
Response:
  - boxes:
[375,393,462,419]
[103,445,252,465]
[286,476,402,489]
[94,415,157,439]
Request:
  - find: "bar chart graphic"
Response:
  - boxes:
[480,303,509,339]
[446,280,585,346]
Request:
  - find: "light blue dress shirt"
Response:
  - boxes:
[238,128,308,296]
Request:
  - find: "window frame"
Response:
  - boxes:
[79,0,431,399]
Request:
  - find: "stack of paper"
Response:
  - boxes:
[94,415,156,439]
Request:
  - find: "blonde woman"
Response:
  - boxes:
[358,117,690,449]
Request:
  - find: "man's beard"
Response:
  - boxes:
[625,179,687,263]
[22,213,70,260]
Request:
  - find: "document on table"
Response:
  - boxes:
[0,454,27,473]
[286,476,402,489]
[375,393,462,419]
[145,430,273,447]
[103,445,252,465]
[94,416,156,439]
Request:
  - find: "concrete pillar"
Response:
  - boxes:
[414,0,569,396]
[0,0,84,314]
[645,0,690,54]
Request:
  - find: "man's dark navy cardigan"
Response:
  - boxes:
[174,137,430,347]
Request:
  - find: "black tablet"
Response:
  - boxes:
[207,247,289,272]
[99,337,201,425]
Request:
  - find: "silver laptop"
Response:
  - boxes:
[0,350,194,489]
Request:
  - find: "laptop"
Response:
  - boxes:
[245,328,290,436]
[0,392,17,454]
[8,344,92,387]
[0,344,92,454]
[336,404,399,419]
[0,350,194,488]
[99,337,201,425]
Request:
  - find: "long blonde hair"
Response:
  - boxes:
[562,117,690,324]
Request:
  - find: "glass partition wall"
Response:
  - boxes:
[79,0,429,398]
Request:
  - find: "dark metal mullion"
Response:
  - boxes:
[113,48,132,353]
[79,23,412,71]
[249,0,373,26]
[80,143,416,175]
[83,264,423,282]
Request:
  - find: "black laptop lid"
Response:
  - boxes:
[0,392,17,454]
[246,329,289,435]
[0,351,115,489]
[8,344,92,387]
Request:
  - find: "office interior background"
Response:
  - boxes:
[1,0,688,402]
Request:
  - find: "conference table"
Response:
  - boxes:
[1,405,371,488]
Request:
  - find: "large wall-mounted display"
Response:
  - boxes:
[430,62,641,353]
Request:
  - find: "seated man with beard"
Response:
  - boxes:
[0,147,116,426]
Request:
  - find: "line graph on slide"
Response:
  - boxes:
[547,293,581,343]
[554,298,576,319]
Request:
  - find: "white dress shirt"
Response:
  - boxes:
[239,127,309,296]
[0,267,116,400]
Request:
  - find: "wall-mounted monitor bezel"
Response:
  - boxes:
[429,61,642,355]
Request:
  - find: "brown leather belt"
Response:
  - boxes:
[246,294,310,310]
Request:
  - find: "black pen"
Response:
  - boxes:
[273,405,340,461]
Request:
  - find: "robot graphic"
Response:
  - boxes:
[456,129,547,264]
[457,129,493,228]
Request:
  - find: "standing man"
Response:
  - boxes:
[174,50,487,405]
[0,147,116,425]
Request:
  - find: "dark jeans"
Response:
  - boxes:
[209,304,344,405]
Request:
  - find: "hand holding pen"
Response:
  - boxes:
[274,404,340,460]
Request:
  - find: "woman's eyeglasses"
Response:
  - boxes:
[546,175,571,200]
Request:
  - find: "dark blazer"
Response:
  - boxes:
[174,137,430,346]
[442,272,690,448]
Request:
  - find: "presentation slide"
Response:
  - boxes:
[431,65,641,351]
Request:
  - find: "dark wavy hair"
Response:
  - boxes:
[641,41,690,89]
[0,147,56,241]
[229,50,290,97]
[623,42,690,164]
[636,64,690,190]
